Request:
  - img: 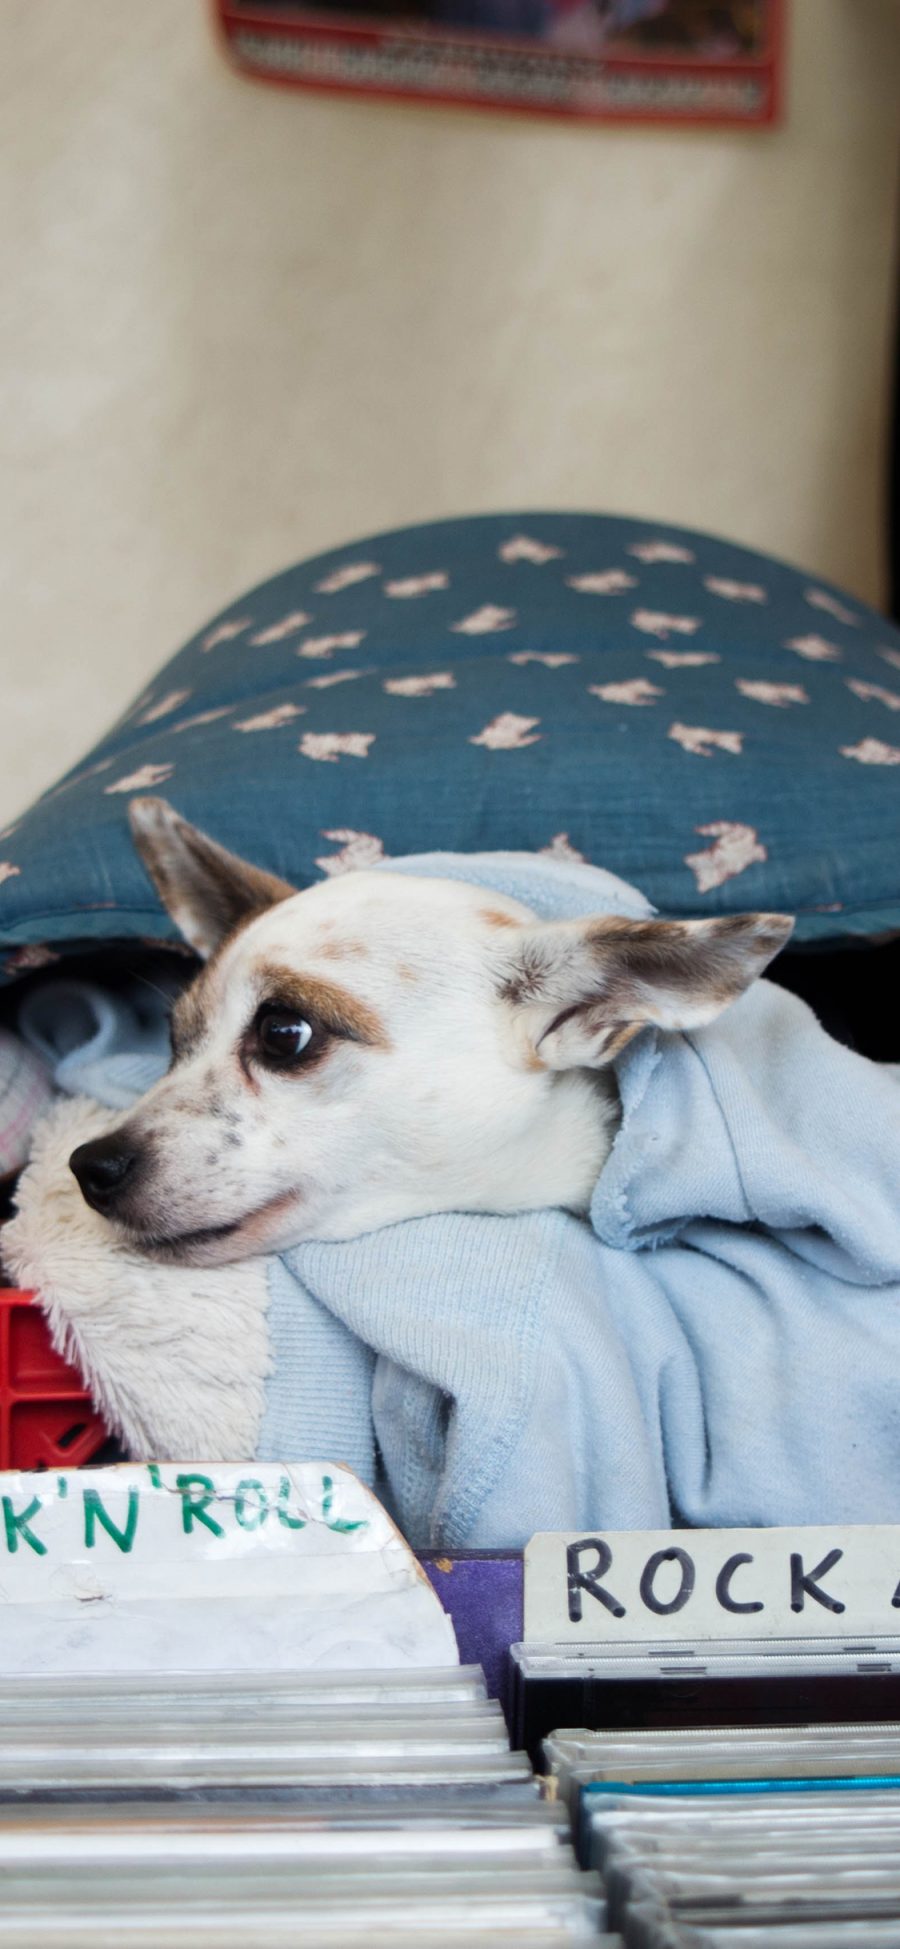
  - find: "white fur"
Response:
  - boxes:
[4,1097,269,1457]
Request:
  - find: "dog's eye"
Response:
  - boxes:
[256,1007,315,1068]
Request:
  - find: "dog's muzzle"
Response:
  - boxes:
[69,1134,142,1216]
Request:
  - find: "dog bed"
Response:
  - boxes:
[2,512,900,999]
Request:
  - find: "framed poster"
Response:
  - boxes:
[215,0,785,124]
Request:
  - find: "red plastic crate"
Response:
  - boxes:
[0,1290,110,1470]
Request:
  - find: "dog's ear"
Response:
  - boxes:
[499,910,793,1069]
[129,798,296,959]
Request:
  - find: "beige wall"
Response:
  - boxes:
[1,0,898,826]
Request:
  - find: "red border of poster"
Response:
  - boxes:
[214,0,785,126]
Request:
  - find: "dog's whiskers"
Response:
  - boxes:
[129,968,181,1007]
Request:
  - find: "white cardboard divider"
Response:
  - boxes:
[525,1523,900,1645]
[0,1461,458,1674]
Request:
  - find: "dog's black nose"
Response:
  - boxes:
[69,1136,139,1214]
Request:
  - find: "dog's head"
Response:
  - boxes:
[68,799,792,1262]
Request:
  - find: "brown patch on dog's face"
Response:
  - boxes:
[169,972,214,1062]
[481,907,519,929]
[254,962,390,1049]
[167,912,254,1058]
[315,936,369,961]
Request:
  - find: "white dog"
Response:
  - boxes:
[68,799,792,1264]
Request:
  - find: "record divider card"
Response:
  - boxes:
[515,1524,900,1765]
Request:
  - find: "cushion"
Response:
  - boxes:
[2,510,900,984]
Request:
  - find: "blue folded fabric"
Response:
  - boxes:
[20,853,900,1547]
[18,974,183,1111]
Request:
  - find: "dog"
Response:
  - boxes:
[68,798,792,1264]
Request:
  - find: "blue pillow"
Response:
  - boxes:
[2,510,900,984]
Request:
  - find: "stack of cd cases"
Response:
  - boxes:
[543,1723,900,1945]
[0,1664,613,1943]
[511,1636,900,1766]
